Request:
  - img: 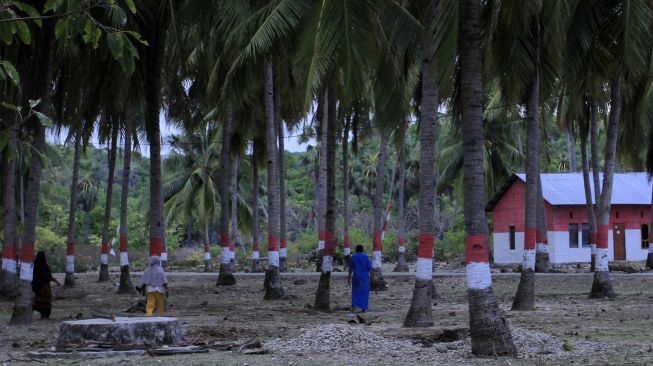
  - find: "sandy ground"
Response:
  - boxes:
[1,267,653,365]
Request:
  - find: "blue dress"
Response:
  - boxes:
[349,252,372,310]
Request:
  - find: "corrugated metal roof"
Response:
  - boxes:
[514,173,652,206]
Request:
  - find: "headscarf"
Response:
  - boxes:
[141,256,167,286]
[32,251,51,292]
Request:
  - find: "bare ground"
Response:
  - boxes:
[1,267,652,365]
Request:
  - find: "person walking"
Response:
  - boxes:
[348,245,372,312]
[141,256,168,316]
[32,251,61,319]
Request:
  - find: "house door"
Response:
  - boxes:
[613,223,626,261]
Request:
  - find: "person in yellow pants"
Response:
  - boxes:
[141,256,168,316]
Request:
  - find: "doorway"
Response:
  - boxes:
[613,223,626,260]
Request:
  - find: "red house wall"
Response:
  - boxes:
[492,180,555,233]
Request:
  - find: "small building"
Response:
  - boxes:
[487,173,652,264]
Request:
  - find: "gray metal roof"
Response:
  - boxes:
[517,173,652,206]
[486,173,653,211]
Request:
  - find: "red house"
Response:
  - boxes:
[486,173,652,264]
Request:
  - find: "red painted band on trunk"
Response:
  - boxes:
[372,232,382,251]
[150,237,163,256]
[319,231,325,241]
[382,221,388,231]
[280,239,287,249]
[101,241,109,254]
[343,237,351,248]
[524,228,536,250]
[119,236,128,252]
[417,234,434,258]
[386,201,393,211]
[2,243,16,259]
[66,241,75,255]
[324,231,335,255]
[220,232,230,247]
[465,235,489,263]
[535,230,543,243]
[399,238,406,246]
[268,235,279,251]
[20,243,35,262]
[597,224,610,249]
[253,242,260,251]
[204,244,210,252]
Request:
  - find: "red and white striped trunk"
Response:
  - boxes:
[465,235,492,291]
[2,243,17,278]
[252,241,260,260]
[595,225,610,272]
[150,237,163,258]
[220,232,230,266]
[119,235,129,267]
[66,241,75,275]
[372,232,382,269]
[100,241,110,267]
[268,235,279,268]
[343,237,351,256]
[416,234,434,281]
[19,244,35,283]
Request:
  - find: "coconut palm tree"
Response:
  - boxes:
[117,112,137,294]
[63,124,83,287]
[0,124,18,299]
[99,119,119,282]
[458,0,516,355]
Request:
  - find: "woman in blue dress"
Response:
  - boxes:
[348,245,372,312]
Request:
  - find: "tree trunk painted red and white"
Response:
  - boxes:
[1,127,18,299]
[263,61,285,299]
[580,124,598,271]
[590,79,620,299]
[404,31,437,326]
[395,117,409,272]
[342,116,351,269]
[370,129,389,291]
[315,93,328,272]
[117,117,135,294]
[590,97,601,271]
[216,110,235,286]
[99,122,118,282]
[315,86,336,310]
[230,157,240,270]
[203,221,212,271]
[251,139,263,272]
[64,124,83,287]
[275,80,288,272]
[459,0,515,354]
[535,176,550,272]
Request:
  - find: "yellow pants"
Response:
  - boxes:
[146,292,165,316]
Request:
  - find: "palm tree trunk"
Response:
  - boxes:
[263,61,285,299]
[315,93,328,272]
[394,117,409,272]
[404,29,437,326]
[204,221,211,271]
[459,0,515,354]
[118,117,135,294]
[590,96,601,269]
[216,110,235,286]
[566,126,577,172]
[535,176,550,272]
[314,85,336,310]
[370,129,388,291]
[230,157,239,270]
[342,116,351,269]
[275,78,288,272]
[99,122,118,282]
[251,140,263,273]
[65,124,83,287]
[590,78,621,299]
[0,126,18,299]
[512,18,540,310]
[581,128,598,271]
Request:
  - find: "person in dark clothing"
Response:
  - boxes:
[348,245,372,312]
[32,251,60,319]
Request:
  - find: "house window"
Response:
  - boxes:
[509,226,516,250]
[569,211,573,220]
[582,223,590,247]
[616,211,620,219]
[642,225,649,249]
[569,224,579,248]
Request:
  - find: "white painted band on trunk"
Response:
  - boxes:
[100,254,108,265]
[318,240,325,250]
[120,252,129,266]
[596,248,609,272]
[252,251,260,260]
[381,231,386,241]
[268,251,279,266]
[466,262,492,290]
[280,248,287,257]
[536,242,548,253]
[20,262,33,281]
[372,251,382,269]
[322,255,333,272]
[204,252,211,260]
[161,252,168,261]
[344,247,351,255]
[66,255,75,273]
[398,246,406,253]
[522,249,535,271]
[220,248,230,264]
[591,244,597,255]
[229,249,235,260]
[416,257,433,280]
[2,258,17,273]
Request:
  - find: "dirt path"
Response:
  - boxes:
[1,271,652,365]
